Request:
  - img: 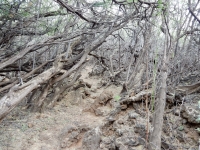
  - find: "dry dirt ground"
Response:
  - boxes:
[0,66,122,150]
[0,65,200,150]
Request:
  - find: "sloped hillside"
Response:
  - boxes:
[0,65,199,150]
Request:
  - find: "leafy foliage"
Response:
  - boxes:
[114,95,121,102]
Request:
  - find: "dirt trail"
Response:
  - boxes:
[0,65,122,150]
[1,65,200,150]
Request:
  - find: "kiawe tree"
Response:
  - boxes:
[0,0,149,120]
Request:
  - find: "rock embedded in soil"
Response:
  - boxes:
[95,108,104,116]
[181,104,200,124]
[134,124,146,138]
[115,136,140,149]
[82,127,101,150]
[59,125,81,148]
[100,136,116,149]
[128,111,139,119]
[98,91,113,105]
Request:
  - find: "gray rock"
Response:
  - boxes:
[91,88,97,92]
[115,136,139,149]
[161,141,177,150]
[176,130,185,142]
[39,131,53,141]
[182,119,187,124]
[129,112,139,119]
[84,89,91,96]
[95,108,104,116]
[59,126,80,148]
[184,94,200,103]
[82,127,101,150]
[107,116,116,122]
[138,137,145,145]
[89,65,105,76]
[181,104,200,124]
[100,137,116,149]
[58,124,90,149]
[173,108,180,116]
[116,129,124,136]
[134,124,146,138]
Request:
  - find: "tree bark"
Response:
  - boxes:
[149,59,168,150]
[0,61,63,122]
[149,13,170,150]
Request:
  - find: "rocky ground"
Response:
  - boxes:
[0,65,199,150]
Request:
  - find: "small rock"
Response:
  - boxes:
[173,108,180,116]
[182,119,187,124]
[115,137,125,148]
[39,131,52,141]
[28,123,34,128]
[127,138,138,146]
[132,103,139,110]
[98,91,113,104]
[117,119,124,124]
[99,143,106,149]
[172,124,178,129]
[115,136,139,149]
[101,137,116,149]
[82,127,101,150]
[138,137,145,145]
[176,130,185,142]
[121,104,127,110]
[116,129,123,136]
[129,112,139,119]
[134,124,146,138]
[59,125,80,148]
[95,108,104,116]
[107,116,116,122]
[82,94,87,99]
[85,89,91,96]
[91,95,96,99]
[118,145,127,150]
[131,145,143,150]
[91,88,97,92]
[161,141,176,150]
[181,104,200,124]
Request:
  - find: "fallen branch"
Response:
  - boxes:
[0,60,52,93]
[120,89,152,104]
[175,81,200,95]
[0,58,64,122]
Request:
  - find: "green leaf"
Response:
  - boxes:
[114,95,121,101]
[178,126,184,131]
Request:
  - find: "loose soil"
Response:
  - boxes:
[0,65,122,150]
[0,65,199,150]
